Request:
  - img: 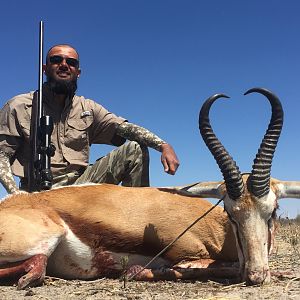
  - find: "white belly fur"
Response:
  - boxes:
[47,222,97,279]
[46,222,170,279]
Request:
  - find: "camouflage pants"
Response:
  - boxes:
[52,141,150,188]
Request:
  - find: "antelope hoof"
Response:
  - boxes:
[17,254,48,290]
[126,265,155,281]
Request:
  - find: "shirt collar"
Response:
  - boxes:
[42,83,74,112]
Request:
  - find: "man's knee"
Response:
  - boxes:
[124,141,149,163]
[121,141,149,187]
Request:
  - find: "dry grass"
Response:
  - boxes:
[273,219,300,267]
[0,222,299,299]
[280,221,300,258]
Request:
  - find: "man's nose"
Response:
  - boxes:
[59,59,68,68]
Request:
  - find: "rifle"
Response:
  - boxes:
[28,21,55,192]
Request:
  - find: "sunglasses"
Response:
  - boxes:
[49,55,79,68]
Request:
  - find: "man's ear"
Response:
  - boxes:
[42,64,47,74]
[77,68,81,78]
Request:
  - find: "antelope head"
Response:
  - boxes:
[186,88,300,285]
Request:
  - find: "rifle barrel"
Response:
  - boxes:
[38,20,44,120]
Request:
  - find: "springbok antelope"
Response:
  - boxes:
[0,88,299,290]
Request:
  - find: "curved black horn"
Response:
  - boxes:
[199,94,245,200]
[244,88,283,198]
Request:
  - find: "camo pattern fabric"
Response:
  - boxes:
[0,150,19,193]
[72,141,149,187]
[116,122,166,151]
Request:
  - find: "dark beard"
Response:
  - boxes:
[47,77,78,96]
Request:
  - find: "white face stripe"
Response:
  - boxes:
[223,187,277,283]
[224,189,277,219]
[257,189,277,216]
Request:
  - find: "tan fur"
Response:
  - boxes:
[0,184,236,262]
[0,183,241,289]
[1,176,298,289]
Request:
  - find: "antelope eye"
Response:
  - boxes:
[271,208,277,219]
[267,218,273,228]
[267,209,277,228]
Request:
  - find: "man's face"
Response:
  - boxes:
[43,46,81,95]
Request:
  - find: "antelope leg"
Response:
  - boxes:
[17,254,48,289]
[0,254,48,289]
[126,260,240,281]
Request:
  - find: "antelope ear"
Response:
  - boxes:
[171,181,225,199]
[272,179,300,199]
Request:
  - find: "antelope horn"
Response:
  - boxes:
[244,88,283,198]
[199,94,245,200]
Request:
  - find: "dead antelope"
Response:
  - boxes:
[0,88,299,290]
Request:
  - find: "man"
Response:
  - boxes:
[0,44,179,193]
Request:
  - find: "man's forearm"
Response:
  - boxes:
[0,150,19,193]
[117,122,180,175]
[116,122,166,151]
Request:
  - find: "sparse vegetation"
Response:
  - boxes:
[0,222,299,299]
[119,255,129,288]
[295,214,300,224]
[277,218,300,261]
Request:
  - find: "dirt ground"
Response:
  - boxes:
[0,222,299,300]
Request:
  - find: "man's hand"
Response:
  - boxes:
[160,143,180,175]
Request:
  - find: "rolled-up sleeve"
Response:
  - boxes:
[88,100,127,145]
[0,103,21,157]
[0,94,33,177]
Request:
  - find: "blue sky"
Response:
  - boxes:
[1,1,300,217]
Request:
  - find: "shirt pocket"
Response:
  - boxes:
[66,116,93,152]
[18,119,31,141]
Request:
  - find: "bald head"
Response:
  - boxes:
[46,44,80,65]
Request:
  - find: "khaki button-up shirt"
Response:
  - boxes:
[0,87,126,178]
